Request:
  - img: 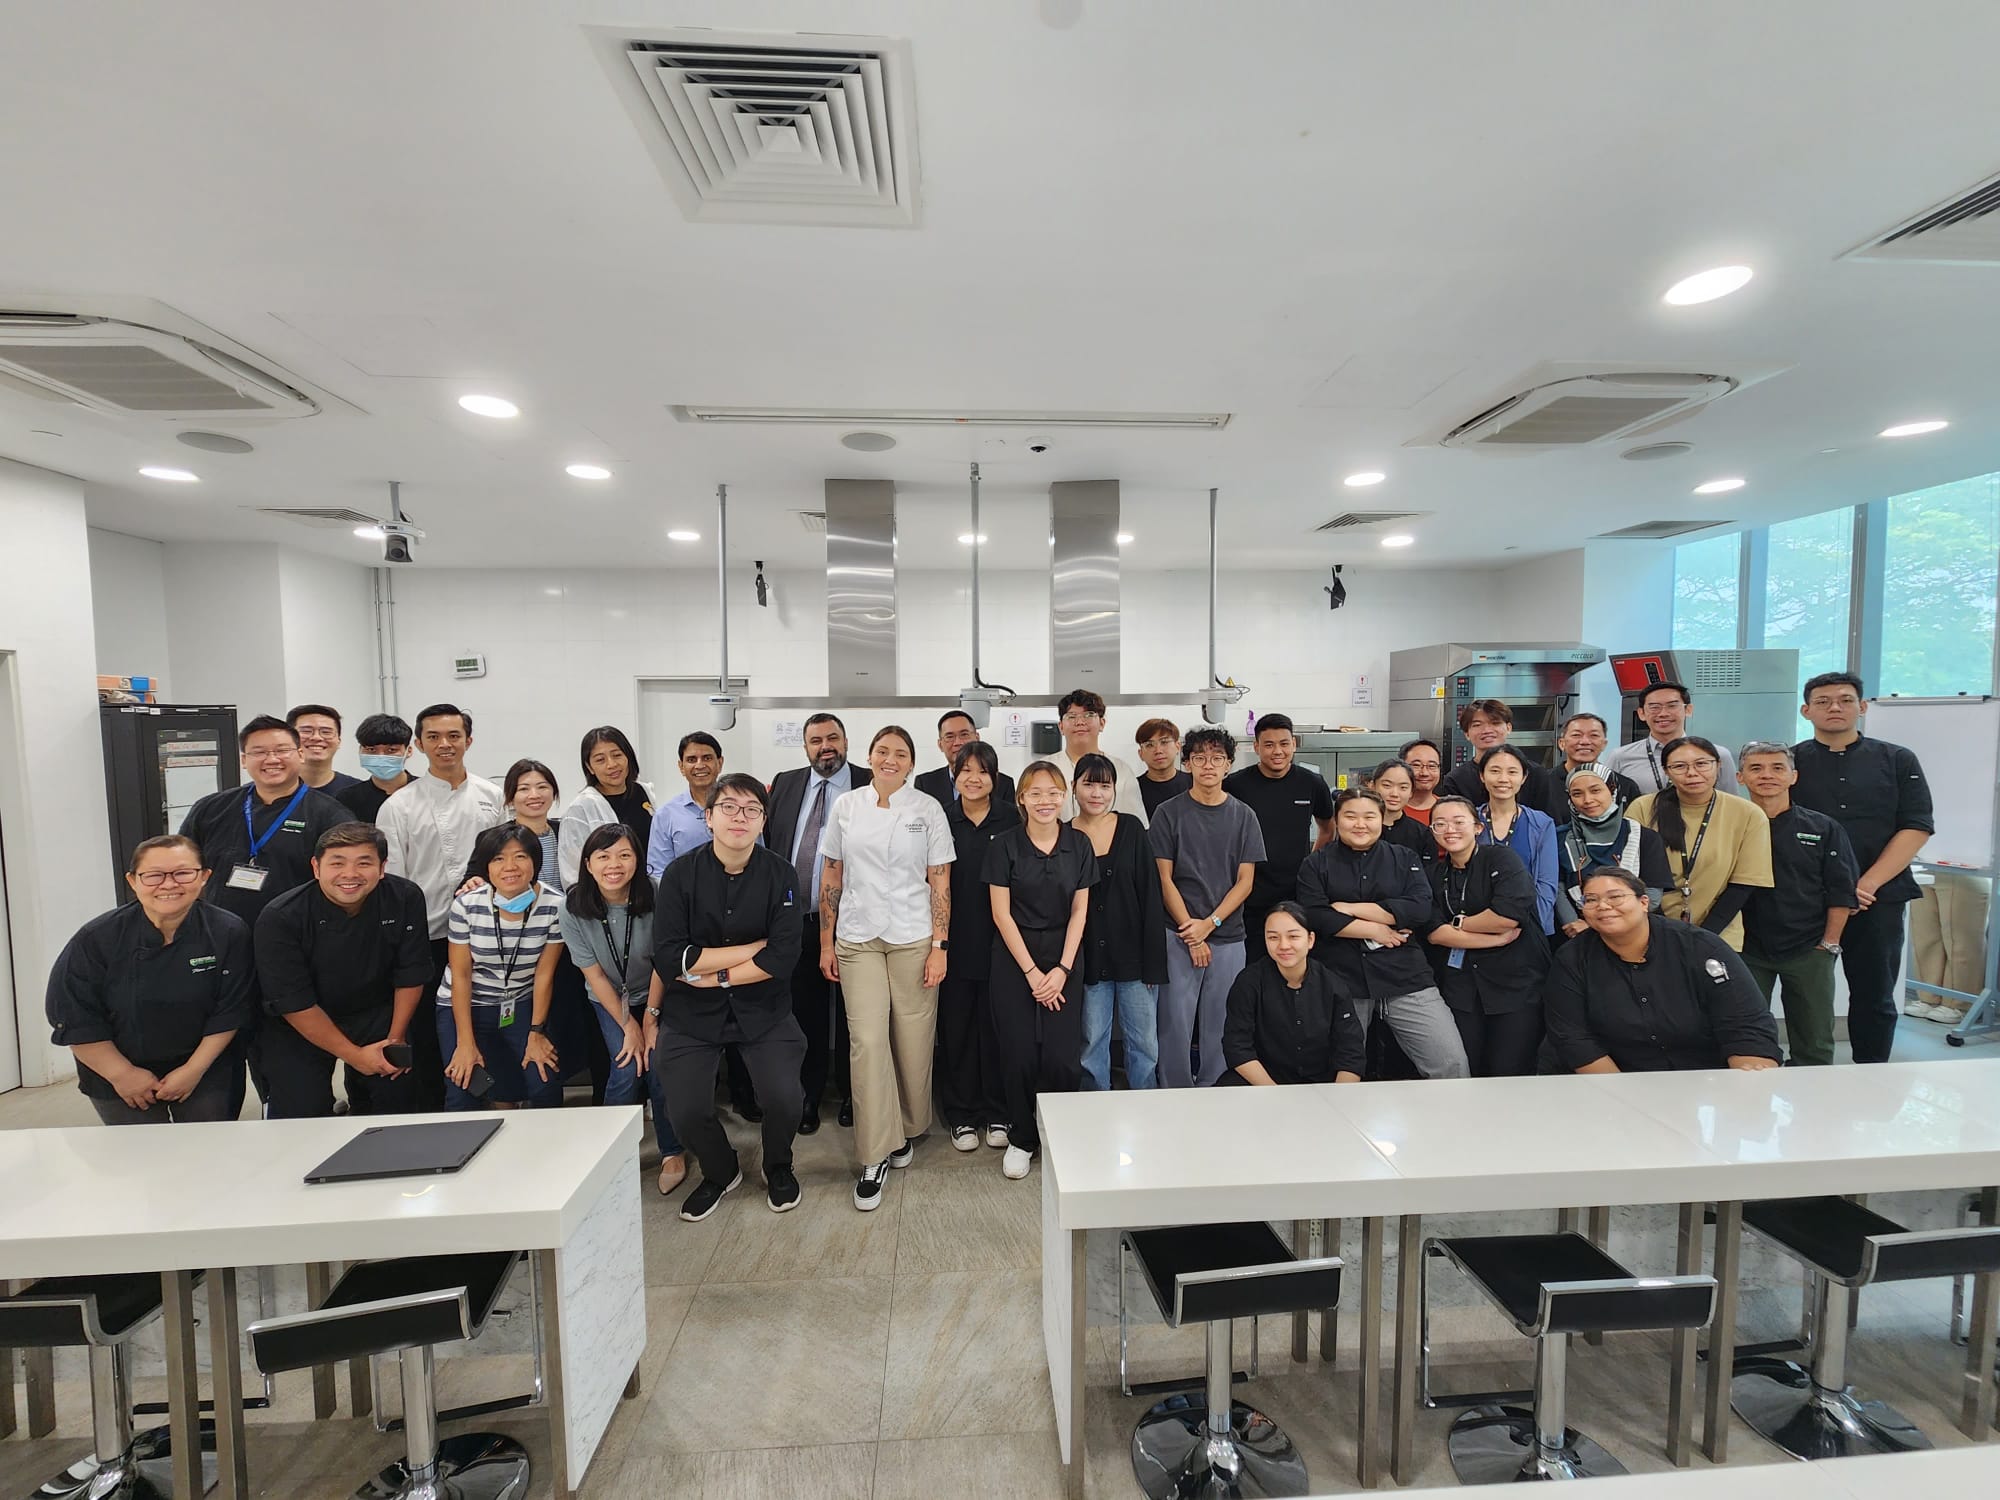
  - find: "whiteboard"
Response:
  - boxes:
[1860,696,1998,871]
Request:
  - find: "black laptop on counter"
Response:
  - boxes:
[304,1119,503,1185]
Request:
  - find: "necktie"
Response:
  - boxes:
[795,778,827,900]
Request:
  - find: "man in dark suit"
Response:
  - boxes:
[913,709,1016,809]
[766,712,871,1132]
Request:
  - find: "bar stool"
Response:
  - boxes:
[249,1251,529,1500]
[1424,1231,1716,1483]
[1122,1221,1342,1500]
[0,1273,209,1500]
[1731,1196,2000,1457]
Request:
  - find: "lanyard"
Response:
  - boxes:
[1674,797,1719,915]
[243,783,310,865]
[1441,860,1472,922]
[599,908,635,992]
[1645,741,1669,793]
[488,896,534,995]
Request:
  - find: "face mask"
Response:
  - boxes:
[359,754,407,779]
[493,887,537,914]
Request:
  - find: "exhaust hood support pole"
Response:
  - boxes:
[710,484,738,730]
[957,462,1013,728]
[1202,486,1249,725]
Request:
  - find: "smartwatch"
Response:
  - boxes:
[933,938,950,951]
[528,1022,547,1036]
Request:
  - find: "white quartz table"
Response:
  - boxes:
[0,1107,645,1500]
[1039,1060,2000,1497]
[1358,1444,2000,1499]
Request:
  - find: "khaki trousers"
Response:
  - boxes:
[1910,872,1992,1000]
[838,935,937,1166]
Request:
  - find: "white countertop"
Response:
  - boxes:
[1345,1445,2000,1499]
[0,1108,642,1278]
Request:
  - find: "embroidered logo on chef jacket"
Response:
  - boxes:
[282,818,308,833]
[905,820,928,834]
[1703,958,1729,984]
[188,954,218,973]
[1795,831,1823,847]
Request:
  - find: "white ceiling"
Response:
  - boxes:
[5,0,2000,573]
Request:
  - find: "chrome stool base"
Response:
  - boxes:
[1131,1393,1307,1500]
[1447,1405,1627,1484]
[355,1434,531,1500]
[1730,1358,1932,1461]
[31,1426,215,1500]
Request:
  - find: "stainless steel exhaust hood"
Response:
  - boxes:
[1050,480,1119,691]
[824,479,898,696]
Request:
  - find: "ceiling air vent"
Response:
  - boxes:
[797,510,828,532]
[1593,519,1733,540]
[1315,510,1423,533]
[0,314,319,421]
[590,27,918,227]
[1441,372,1736,451]
[1843,168,2000,265]
[256,507,381,529]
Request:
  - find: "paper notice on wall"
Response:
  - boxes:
[772,719,804,748]
[1351,673,1373,707]
[1000,710,1029,749]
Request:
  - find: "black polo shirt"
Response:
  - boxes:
[652,843,803,1042]
[1789,735,1934,903]
[984,824,1098,930]
[945,798,1020,975]
[1743,804,1858,960]
[1138,770,1193,817]
[1082,813,1168,987]
[1295,839,1435,999]
[1425,845,1548,1015]
[179,780,351,928]
[1545,916,1782,1073]
[46,902,255,1099]
[254,875,432,1042]
[335,776,409,825]
[1222,764,1335,909]
[1222,957,1367,1084]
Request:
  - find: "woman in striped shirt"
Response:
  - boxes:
[440,823,567,1110]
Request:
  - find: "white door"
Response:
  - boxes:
[0,654,22,1091]
[0,818,17,1093]
[636,678,751,792]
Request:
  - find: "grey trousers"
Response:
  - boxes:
[1159,937,1248,1087]
[1355,985,1470,1079]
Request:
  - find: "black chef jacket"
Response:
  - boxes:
[1081,813,1168,986]
[178,780,351,929]
[1295,839,1435,999]
[652,843,803,1042]
[983,824,1098,929]
[1789,736,1934,903]
[1440,757,1557,815]
[1425,846,1548,1015]
[1381,813,1438,873]
[1743,804,1858,959]
[46,901,255,1100]
[254,875,433,1042]
[1223,764,1336,909]
[1222,957,1367,1084]
[1545,916,1782,1073]
[946,798,1021,976]
[1536,766,1644,821]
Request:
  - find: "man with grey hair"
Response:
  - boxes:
[1737,740,1858,1066]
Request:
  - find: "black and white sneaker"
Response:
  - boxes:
[765,1165,802,1213]
[679,1169,742,1222]
[985,1124,1010,1149]
[854,1160,891,1211]
[951,1125,979,1152]
[887,1138,915,1169]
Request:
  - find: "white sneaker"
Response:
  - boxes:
[1002,1145,1033,1180]
[1926,1004,1971,1025]
[951,1126,979,1152]
[985,1124,1010,1149]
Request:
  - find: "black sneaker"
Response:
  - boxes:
[766,1165,802,1213]
[853,1160,890,1211]
[887,1138,915,1169]
[679,1168,742,1222]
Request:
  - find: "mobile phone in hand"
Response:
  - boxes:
[465,1064,495,1100]
[383,1042,414,1069]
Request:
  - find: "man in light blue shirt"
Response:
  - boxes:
[645,732,724,881]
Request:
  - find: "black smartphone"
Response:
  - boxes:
[383,1042,414,1069]
[465,1064,495,1100]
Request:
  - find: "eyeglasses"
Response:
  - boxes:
[1059,714,1100,728]
[1808,694,1861,708]
[1667,758,1718,773]
[1186,752,1231,766]
[711,800,764,821]
[135,868,203,888]
[1140,736,1178,750]
[1581,892,1638,907]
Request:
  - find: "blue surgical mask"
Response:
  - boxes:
[359,753,407,779]
[493,887,537,913]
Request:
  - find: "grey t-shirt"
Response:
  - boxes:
[557,902,654,1007]
[1147,795,1268,942]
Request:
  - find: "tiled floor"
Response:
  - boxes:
[2,1013,1995,1498]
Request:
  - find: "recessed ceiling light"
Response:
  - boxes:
[457,394,519,419]
[1879,419,1948,438]
[1663,265,1753,306]
[958,533,989,545]
[138,466,199,483]
[1380,533,1415,548]
[666,529,701,542]
[840,431,898,453]
[1344,471,1386,487]
[565,463,611,480]
[353,526,385,541]
[1693,477,1746,495]
[1116,533,1134,545]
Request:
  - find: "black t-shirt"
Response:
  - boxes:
[1222,764,1335,907]
[311,770,362,795]
[335,776,409,825]
[178,781,352,930]
[1138,770,1193,817]
[254,876,433,1041]
[604,786,656,851]
[946,798,1021,974]
[984,824,1099,931]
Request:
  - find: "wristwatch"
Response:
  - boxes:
[528,1023,547,1036]
[716,970,732,990]
[933,938,950,951]
[1210,914,1223,930]
[644,1006,661,1020]
[1818,941,1843,955]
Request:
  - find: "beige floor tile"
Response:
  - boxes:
[879,1269,1048,1439]
[893,1158,1041,1275]
[702,1160,901,1282]
[632,1275,893,1454]
[592,1442,875,1499]
[644,1190,733,1285]
[873,1430,1067,1500]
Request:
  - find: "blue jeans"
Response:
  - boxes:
[583,1001,682,1157]
[1081,981,1159,1091]
[437,1003,564,1110]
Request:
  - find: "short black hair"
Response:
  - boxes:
[1334,786,1387,816]
[315,822,388,860]
[1802,671,1865,704]
[355,713,412,748]
[1560,712,1608,735]
[415,703,472,738]
[951,741,999,780]
[1057,688,1107,720]
[286,703,341,731]
[565,823,654,921]
[1581,866,1649,901]
[579,725,641,788]
[127,833,203,875]
[503,758,559,805]
[1264,900,1313,934]
[803,711,845,735]
[238,715,297,752]
[708,772,769,813]
[1458,698,1513,729]
[1073,751,1118,786]
[1181,726,1237,765]
[1431,794,1479,818]
[470,822,542,883]
[937,709,976,733]
[1398,737,1442,761]
[1638,680,1692,707]
[1370,757,1414,787]
[1253,713,1296,739]
[1476,744,1532,776]
[677,730,723,760]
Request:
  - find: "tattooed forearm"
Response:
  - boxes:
[820,862,842,929]
[929,868,951,938]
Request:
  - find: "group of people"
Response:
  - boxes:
[45,670,1939,1223]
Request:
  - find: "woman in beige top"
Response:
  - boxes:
[1627,735,1773,951]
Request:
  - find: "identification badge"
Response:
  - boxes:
[226,865,269,892]
[1447,948,1466,970]
[498,998,518,1027]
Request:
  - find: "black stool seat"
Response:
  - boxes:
[0,1273,170,1346]
[1126,1222,1341,1327]
[1435,1232,1713,1337]
[252,1251,517,1374]
[1744,1197,2000,1287]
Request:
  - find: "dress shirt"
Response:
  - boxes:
[1222,958,1367,1084]
[1425,845,1548,1015]
[378,772,509,939]
[821,783,956,944]
[1789,735,1934,903]
[254,876,432,1039]
[1744,803,1859,958]
[1605,736,1741,797]
[1626,790,1774,950]
[1544,915,1782,1073]
[651,843,803,1042]
[644,788,713,881]
[1295,839,1435,999]
[945,798,1020,976]
[1081,813,1169,986]
[1059,750,1148,825]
